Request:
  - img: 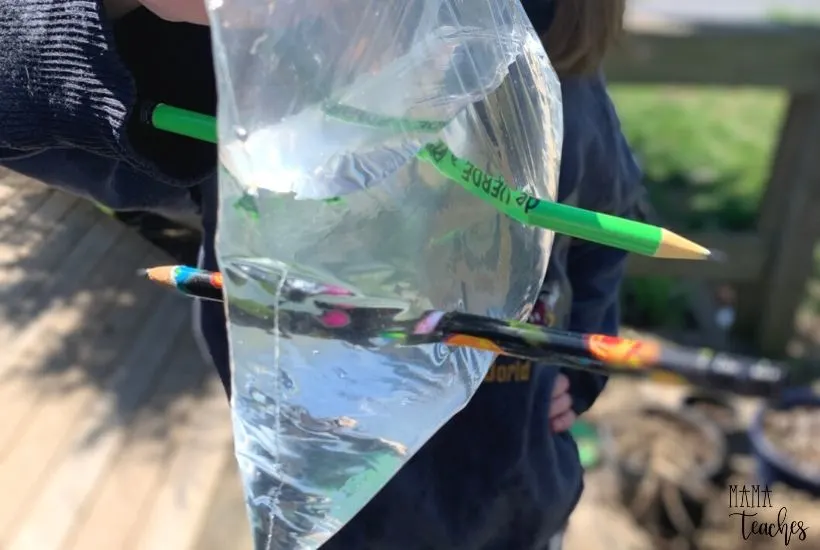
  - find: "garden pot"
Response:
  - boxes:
[749,387,820,496]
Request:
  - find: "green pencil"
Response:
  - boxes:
[142,102,712,260]
[415,141,709,260]
[142,102,217,144]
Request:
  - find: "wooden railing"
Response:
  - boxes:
[606,15,820,355]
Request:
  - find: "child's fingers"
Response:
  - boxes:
[548,392,573,419]
[550,411,577,433]
[551,373,570,397]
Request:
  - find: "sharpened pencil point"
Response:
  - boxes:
[654,229,712,260]
[136,268,149,278]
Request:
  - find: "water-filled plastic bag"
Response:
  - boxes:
[207,0,563,547]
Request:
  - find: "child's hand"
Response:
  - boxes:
[549,373,576,432]
[103,0,208,24]
[139,0,209,25]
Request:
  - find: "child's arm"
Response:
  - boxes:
[0,0,135,157]
[559,73,644,416]
[0,3,215,208]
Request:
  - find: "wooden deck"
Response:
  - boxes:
[0,169,249,550]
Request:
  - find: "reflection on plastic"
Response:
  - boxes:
[208,0,563,547]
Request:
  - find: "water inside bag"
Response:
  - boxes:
[209,2,563,547]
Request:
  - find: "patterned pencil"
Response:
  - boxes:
[138,265,223,302]
[139,265,789,398]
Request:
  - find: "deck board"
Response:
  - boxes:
[64,329,212,550]
[0,203,126,349]
[195,452,253,550]
[0,196,93,282]
[0,177,53,236]
[0,171,234,550]
[0,190,82,262]
[0,244,157,545]
[133,362,233,550]
[7,292,189,550]
[0,226,151,447]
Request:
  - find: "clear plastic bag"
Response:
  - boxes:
[207,0,563,547]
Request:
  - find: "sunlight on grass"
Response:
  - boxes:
[610,85,786,231]
[768,9,820,25]
[611,85,787,330]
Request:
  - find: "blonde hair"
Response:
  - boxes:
[542,0,627,77]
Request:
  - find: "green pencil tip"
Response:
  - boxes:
[707,249,728,262]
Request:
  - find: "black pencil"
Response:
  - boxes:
[139,265,792,399]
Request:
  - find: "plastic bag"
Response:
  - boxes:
[207,0,563,547]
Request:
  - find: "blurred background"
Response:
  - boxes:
[2,1,820,549]
[566,1,820,549]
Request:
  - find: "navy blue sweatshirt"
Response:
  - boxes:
[0,2,642,548]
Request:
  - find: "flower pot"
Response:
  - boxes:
[749,387,820,496]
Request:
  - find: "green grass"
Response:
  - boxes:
[610,85,786,329]
[767,9,820,25]
[610,85,786,231]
